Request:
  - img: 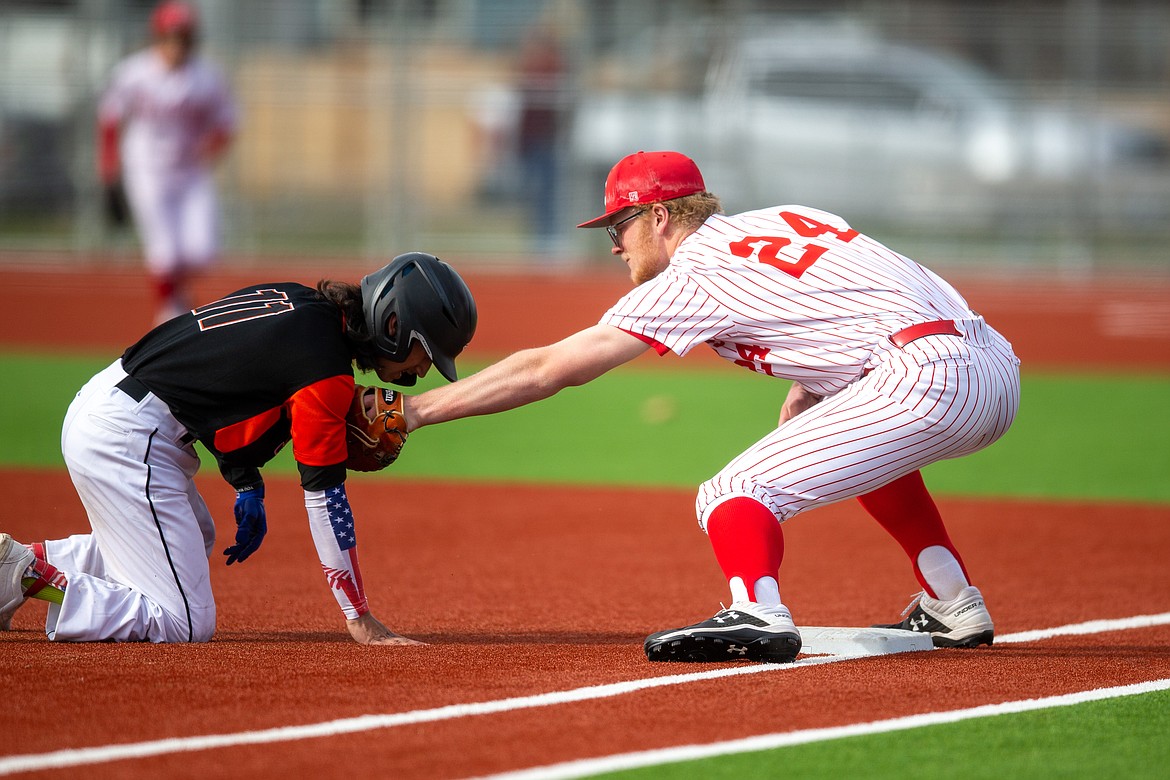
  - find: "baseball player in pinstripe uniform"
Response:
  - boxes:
[404,150,1020,663]
[98,1,238,324]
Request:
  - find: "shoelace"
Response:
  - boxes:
[897,591,927,618]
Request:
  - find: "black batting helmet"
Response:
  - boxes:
[360,252,477,384]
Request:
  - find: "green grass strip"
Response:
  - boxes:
[1,351,1167,503]
[594,687,1170,780]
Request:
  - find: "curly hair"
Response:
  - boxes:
[316,280,380,372]
[662,191,723,232]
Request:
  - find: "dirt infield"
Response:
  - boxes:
[1,261,1169,778]
[2,472,1169,778]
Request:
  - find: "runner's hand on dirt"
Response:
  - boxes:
[346,612,426,646]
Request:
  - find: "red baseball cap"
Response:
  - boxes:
[577,151,706,228]
[151,1,198,37]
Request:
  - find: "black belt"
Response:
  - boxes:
[889,320,962,348]
[116,374,151,402]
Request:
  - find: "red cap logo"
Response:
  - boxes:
[577,151,706,228]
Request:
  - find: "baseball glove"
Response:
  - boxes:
[103,180,131,227]
[345,385,408,472]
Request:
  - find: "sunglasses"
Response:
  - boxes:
[606,209,646,248]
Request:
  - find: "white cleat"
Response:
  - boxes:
[0,533,34,630]
[875,586,994,648]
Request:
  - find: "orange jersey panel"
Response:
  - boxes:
[289,374,355,468]
[212,374,354,467]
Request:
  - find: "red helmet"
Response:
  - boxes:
[151,1,198,38]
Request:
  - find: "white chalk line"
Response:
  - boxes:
[475,678,1170,780]
[1,611,1168,776]
[997,611,1170,644]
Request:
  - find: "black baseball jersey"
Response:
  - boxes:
[121,283,356,491]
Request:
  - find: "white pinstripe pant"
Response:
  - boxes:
[125,167,220,277]
[696,317,1021,527]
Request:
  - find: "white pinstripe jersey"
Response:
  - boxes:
[601,206,977,396]
[100,49,237,175]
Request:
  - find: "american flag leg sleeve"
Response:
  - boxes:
[304,485,369,619]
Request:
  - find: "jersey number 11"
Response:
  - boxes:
[193,289,295,332]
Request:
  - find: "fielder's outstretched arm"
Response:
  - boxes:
[405,324,649,431]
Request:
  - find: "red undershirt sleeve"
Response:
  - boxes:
[98,120,120,183]
[621,328,671,356]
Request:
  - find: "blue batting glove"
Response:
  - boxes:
[224,485,267,565]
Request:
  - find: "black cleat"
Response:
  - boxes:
[645,602,802,663]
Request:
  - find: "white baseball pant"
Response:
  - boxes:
[697,316,1020,526]
[49,360,215,642]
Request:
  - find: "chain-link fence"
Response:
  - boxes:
[1,0,1168,272]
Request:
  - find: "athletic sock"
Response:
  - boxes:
[916,546,969,602]
[20,555,68,605]
[856,470,971,599]
[21,579,65,605]
[153,275,178,303]
[706,497,785,606]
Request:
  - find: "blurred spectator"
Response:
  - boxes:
[98,1,238,324]
[468,82,520,202]
[515,25,567,253]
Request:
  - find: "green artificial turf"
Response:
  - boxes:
[594,687,1170,780]
[3,351,1166,504]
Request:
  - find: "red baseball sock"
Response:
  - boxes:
[706,497,784,603]
[857,470,970,599]
[153,275,177,303]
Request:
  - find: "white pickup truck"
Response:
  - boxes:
[570,23,1166,229]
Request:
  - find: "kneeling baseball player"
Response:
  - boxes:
[0,253,476,644]
[401,151,1021,663]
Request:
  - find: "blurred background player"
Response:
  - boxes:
[97,1,238,324]
[515,22,568,253]
[402,150,1021,663]
[0,253,476,644]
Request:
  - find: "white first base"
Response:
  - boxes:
[799,626,934,657]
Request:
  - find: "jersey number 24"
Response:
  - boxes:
[728,211,858,279]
